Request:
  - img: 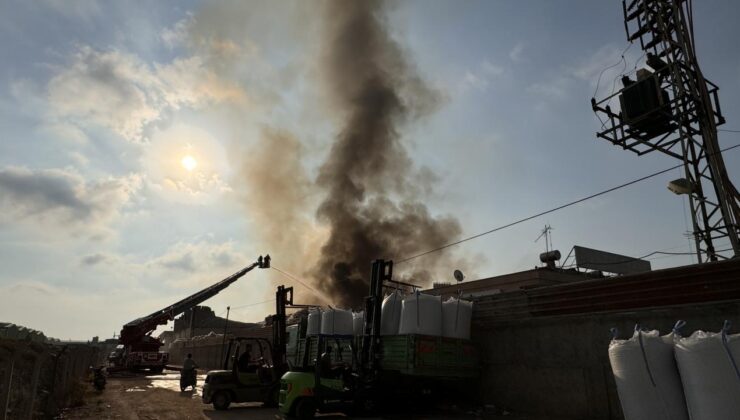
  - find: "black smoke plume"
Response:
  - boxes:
[313,0,462,308]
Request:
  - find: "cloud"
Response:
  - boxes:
[161,15,193,49]
[526,44,642,102]
[0,166,142,236]
[40,0,101,22]
[509,42,525,62]
[80,253,109,266]
[527,75,571,99]
[149,240,241,275]
[46,46,246,143]
[460,60,505,93]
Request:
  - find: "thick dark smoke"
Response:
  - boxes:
[313,0,462,308]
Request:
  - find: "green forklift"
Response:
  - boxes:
[202,285,313,410]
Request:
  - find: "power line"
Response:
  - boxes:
[719,129,740,133]
[270,266,335,305]
[231,299,275,311]
[396,143,740,265]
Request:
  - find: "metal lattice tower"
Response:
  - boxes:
[592,0,740,262]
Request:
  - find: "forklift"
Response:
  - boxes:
[202,285,314,410]
[279,260,394,418]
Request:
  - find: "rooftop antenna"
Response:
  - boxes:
[535,224,554,253]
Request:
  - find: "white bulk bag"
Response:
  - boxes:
[442,297,473,339]
[320,308,353,335]
[608,326,688,420]
[380,291,403,335]
[674,322,740,420]
[352,311,365,336]
[399,291,442,336]
[307,309,322,336]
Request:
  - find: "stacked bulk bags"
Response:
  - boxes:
[399,291,442,336]
[352,311,365,336]
[380,291,403,335]
[320,308,353,335]
[441,297,473,339]
[674,322,740,420]
[608,326,688,420]
[307,308,322,336]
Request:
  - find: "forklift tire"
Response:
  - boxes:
[294,398,316,419]
[212,391,231,411]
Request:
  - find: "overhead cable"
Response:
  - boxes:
[396,143,740,265]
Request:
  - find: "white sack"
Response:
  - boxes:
[675,325,740,420]
[307,309,321,336]
[608,328,688,420]
[399,291,442,336]
[352,311,365,336]
[320,308,353,335]
[380,291,403,335]
[441,297,473,339]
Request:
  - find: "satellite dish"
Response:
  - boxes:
[453,269,465,283]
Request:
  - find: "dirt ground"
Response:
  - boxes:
[55,371,549,420]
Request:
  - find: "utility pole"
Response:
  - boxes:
[592,0,740,263]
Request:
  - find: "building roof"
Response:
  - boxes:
[424,266,586,299]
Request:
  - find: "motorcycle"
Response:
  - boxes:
[180,368,197,391]
[91,366,106,391]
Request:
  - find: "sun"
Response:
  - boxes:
[181,155,198,172]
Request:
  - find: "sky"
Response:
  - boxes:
[1,0,739,340]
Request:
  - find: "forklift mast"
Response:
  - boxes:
[361,259,393,374]
[272,285,294,370]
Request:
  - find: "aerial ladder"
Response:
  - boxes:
[109,255,271,372]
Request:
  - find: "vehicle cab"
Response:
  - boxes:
[279,334,355,418]
[202,337,280,410]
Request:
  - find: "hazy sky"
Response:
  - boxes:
[2,0,739,340]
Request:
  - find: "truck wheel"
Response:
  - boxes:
[212,391,231,410]
[295,398,316,419]
[150,366,164,374]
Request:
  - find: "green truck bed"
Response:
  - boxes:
[379,334,479,379]
[290,334,478,380]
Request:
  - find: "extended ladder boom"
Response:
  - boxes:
[119,255,271,345]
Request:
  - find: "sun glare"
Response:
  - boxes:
[181,155,197,171]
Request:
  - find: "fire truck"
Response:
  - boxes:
[108,255,270,372]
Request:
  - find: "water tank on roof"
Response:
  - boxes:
[320,308,353,336]
[399,291,442,336]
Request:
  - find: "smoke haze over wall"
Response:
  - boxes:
[312,0,462,308]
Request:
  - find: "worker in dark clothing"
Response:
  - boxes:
[180,353,197,391]
[319,346,333,377]
[238,346,253,372]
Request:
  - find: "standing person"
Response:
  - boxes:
[181,353,198,391]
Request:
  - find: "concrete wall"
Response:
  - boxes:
[167,325,273,370]
[0,340,99,419]
[474,301,740,419]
